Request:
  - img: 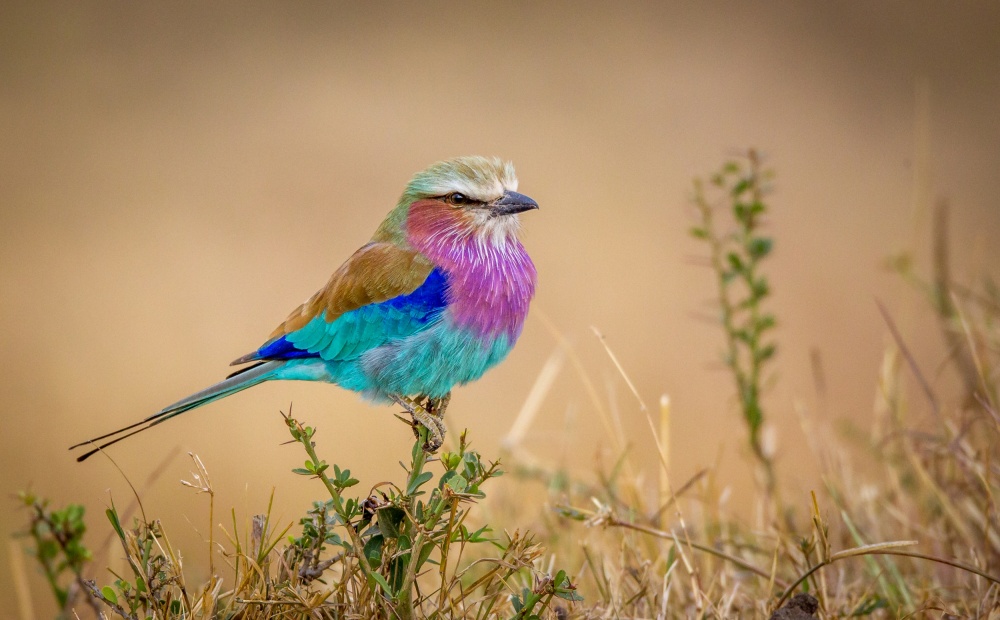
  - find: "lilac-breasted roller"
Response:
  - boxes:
[71,156,538,461]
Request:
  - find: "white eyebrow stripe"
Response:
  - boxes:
[431,178,505,202]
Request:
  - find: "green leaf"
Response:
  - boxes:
[726,252,744,273]
[755,343,777,363]
[105,507,125,542]
[38,539,58,561]
[733,328,751,344]
[555,506,588,521]
[689,226,708,239]
[344,498,359,519]
[369,572,393,596]
[554,571,584,601]
[291,468,312,476]
[748,237,773,259]
[756,315,776,332]
[415,539,435,571]
[445,474,468,493]
[388,540,410,593]
[406,471,433,495]
[733,202,749,223]
[751,277,770,299]
[363,534,384,568]
[461,451,481,479]
[439,470,457,490]
[66,504,85,524]
[101,586,118,605]
[555,588,585,602]
[397,534,412,552]
[376,506,406,539]
[465,524,493,543]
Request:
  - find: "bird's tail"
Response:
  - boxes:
[70,361,283,462]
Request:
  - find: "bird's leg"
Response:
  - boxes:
[390,395,444,453]
[423,392,451,449]
[426,392,451,421]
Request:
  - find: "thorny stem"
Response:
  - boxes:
[399,431,459,618]
[437,498,461,613]
[285,415,381,598]
[396,425,432,619]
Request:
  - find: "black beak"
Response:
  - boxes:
[491,190,539,216]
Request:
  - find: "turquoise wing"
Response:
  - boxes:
[246,267,449,362]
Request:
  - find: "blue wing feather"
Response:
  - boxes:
[250,268,449,362]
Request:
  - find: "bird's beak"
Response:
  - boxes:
[491,190,539,216]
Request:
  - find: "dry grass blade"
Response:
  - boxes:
[829,540,919,561]
[591,327,670,479]
[9,539,35,620]
[875,298,941,419]
[503,345,565,452]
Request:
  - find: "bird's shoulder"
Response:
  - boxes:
[269,242,436,339]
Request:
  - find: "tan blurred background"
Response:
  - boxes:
[2,1,1000,615]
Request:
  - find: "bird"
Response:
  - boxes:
[71,156,538,462]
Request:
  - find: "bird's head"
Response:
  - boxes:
[376,156,538,247]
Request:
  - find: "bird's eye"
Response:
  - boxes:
[447,193,471,206]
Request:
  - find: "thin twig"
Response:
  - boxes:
[604,516,787,588]
[775,544,1000,609]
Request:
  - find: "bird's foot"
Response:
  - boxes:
[392,395,445,453]
[425,392,451,421]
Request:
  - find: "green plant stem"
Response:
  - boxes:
[437,498,460,614]
[394,426,430,619]
[289,419,381,597]
[694,152,777,494]
[27,501,95,613]
[30,507,68,608]
[397,425,452,619]
[82,579,138,620]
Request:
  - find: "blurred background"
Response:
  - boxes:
[2,1,999,615]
